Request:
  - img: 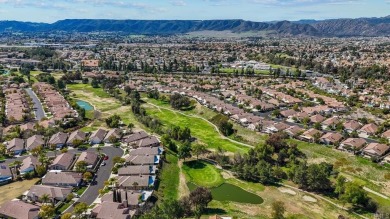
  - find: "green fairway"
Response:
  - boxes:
[182,160,224,188]
[157,152,179,201]
[67,84,111,98]
[144,104,249,153]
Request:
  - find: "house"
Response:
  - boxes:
[381,129,390,141]
[6,138,25,155]
[104,128,122,143]
[118,165,157,176]
[50,152,75,170]
[124,155,161,166]
[266,122,290,133]
[280,109,296,118]
[321,117,339,130]
[0,165,12,184]
[26,135,45,151]
[91,201,130,219]
[320,132,343,145]
[89,129,107,144]
[358,123,378,138]
[124,131,149,144]
[117,175,156,190]
[362,143,390,158]
[343,120,362,133]
[26,185,72,203]
[129,147,164,156]
[284,125,304,137]
[48,132,69,149]
[299,128,322,142]
[0,200,39,219]
[100,189,152,210]
[132,136,160,148]
[42,171,83,187]
[310,114,326,124]
[20,156,39,175]
[340,138,367,152]
[67,130,87,146]
[75,151,99,169]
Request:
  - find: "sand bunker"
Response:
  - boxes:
[303,195,317,202]
[278,187,297,195]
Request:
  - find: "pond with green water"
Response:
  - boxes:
[187,182,263,204]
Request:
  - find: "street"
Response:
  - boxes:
[64,146,123,213]
[25,88,45,121]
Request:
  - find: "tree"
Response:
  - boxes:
[105,114,121,128]
[57,79,66,90]
[66,193,75,202]
[159,199,184,219]
[75,161,88,173]
[39,204,55,219]
[73,202,88,218]
[189,187,212,219]
[113,156,125,165]
[83,171,93,182]
[256,160,274,184]
[124,85,132,96]
[0,143,5,156]
[96,146,102,156]
[35,164,47,177]
[178,142,192,161]
[340,182,369,207]
[271,201,285,219]
[40,193,51,204]
[192,144,207,159]
[91,78,99,88]
[61,213,73,219]
[30,145,43,157]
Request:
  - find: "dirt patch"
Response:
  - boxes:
[303,195,317,203]
[278,187,297,195]
[0,179,40,205]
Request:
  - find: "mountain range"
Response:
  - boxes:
[0,16,390,37]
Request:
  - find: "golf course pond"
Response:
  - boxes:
[187,182,264,204]
[76,100,94,111]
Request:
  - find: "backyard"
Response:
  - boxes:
[0,179,40,205]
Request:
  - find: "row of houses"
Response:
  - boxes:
[32,82,77,120]
[3,86,31,123]
[91,131,163,219]
[4,128,122,156]
[0,149,101,219]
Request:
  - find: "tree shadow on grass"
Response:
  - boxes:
[184,160,206,169]
[205,207,227,215]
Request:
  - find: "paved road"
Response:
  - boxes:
[25,88,45,121]
[64,146,123,213]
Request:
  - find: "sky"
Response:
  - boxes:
[0,0,389,23]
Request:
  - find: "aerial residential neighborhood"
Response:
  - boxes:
[0,1,390,219]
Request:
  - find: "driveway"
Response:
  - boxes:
[25,88,45,121]
[64,146,123,213]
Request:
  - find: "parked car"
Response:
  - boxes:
[104,155,109,160]
[101,162,106,166]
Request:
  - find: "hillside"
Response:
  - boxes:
[0,16,389,37]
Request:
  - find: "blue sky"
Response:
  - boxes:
[0,0,389,23]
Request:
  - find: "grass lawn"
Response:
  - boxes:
[144,104,249,153]
[58,200,74,213]
[182,160,224,188]
[67,83,149,132]
[156,151,180,201]
[0,179,40,205]
[76,186,88,196]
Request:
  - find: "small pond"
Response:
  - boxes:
[76,100,94,111]
[187,182,263,204]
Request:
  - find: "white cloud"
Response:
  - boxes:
[170,0,186,6]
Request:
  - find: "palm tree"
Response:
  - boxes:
[40,194,50,204]
[96,146,102,156]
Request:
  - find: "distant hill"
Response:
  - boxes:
[0,16,389,37]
